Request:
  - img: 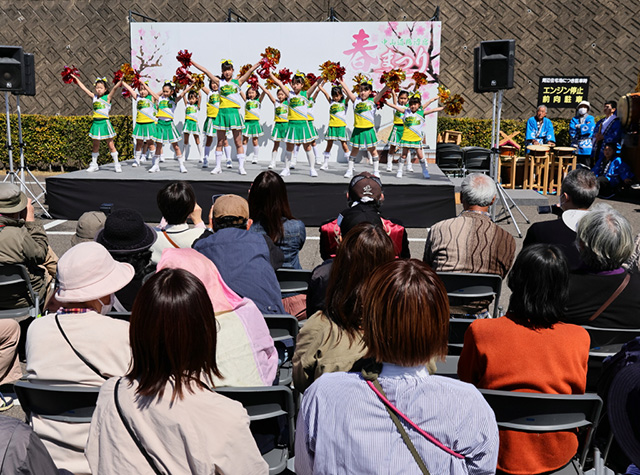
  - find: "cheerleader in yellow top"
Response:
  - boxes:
[339,76,390,178]
[122,81,159,167]
[262,86,289,170]
[192,58,260,175]
[182,89,203,161]
[241,83,267,171]
[386,92,443,179]
[70,74,124,172]
[317,82,349,171]
[386,89,409,172]
[199,79,228,167]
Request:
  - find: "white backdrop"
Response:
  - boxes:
[130,21,441,161]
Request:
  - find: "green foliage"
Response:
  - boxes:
[438,117,572,149]
[0,115,133,171]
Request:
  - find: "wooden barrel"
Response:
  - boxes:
[618,93,640,128]
[554,146,576,158]
[527,144,551,157]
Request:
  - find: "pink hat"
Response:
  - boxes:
[156,248,243,315]
[56,242,135,302]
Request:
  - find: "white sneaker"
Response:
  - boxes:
[140,156,147,163]
[179,164,188,173]
[148,164,160,173]
[396,168,403,178]
[280,168,291,177]
[406,162,414,172]
[251,155,257,164]
[320,162,329,171]
[290,160,297,169]
[202,159,208,169]
[315,157,323,166]
[86,164,99,172]
[226,160,233,169]
[132,159,139,168]
[238,166,247,175]
[386,161,393,172]
[159,156,165,163]
[114,163,122,173]
[344,169,354,179]
[309,168,318,177]
[211,166,222,174]
[373,171,381,178]
[268,161,276,170]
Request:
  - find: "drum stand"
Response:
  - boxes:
[2,92,50,218]
[489,90,529,237]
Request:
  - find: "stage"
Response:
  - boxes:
[45,158,456,228]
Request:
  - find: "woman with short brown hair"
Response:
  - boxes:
[296,259,499,474]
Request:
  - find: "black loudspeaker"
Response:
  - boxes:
[0,46,24,92]
[16,53,35,96]
[474,40,516,92]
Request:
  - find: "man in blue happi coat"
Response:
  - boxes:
[526,105,556,149]
[569,100,596,167]
[591,100,623,167]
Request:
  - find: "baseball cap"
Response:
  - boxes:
[348,172,382,203]
[212,194,249,219]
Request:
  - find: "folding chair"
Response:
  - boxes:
[216,385,295,475]
[462,146,492,175]
[448,318,474,355]
[479,389,603,472]
[14,380,100,424]
[436,272,503,318]
[435,355,459,379]
[435,143,464,176]
[105,311,131,322]
[0,264,40,319]
[276,268,312,295]
[263,314,299,386]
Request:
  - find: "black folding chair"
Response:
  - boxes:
[0,264,40,318]
[276,268,312,295]
[263,314,299,386]
[437,272,503,318]
[436,143,464,176]
[448,318,474,355]
[462,146,492,174]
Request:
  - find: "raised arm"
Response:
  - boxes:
[191,60,219,86]
[196,90,202,108]
[121,81,139,100]
[391,90,398,105]
[107,79,123,103]
[385,101,405,113]
[307,77,322,97]
[373,84,389,104]
[317,83,331,102]
[175,82,193,101]
[146,87,160,102]
[256,82,267,103]
[269,71,289,98]
[240,89,247,101]
[71,75,94,98]
[339,78,357,102]
[422,96,438,109]
[424,106,444,116]
[261,85,277,105]
[310,81,323,100]
[238,62,261,87]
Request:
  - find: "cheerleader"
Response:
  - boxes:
[191,59,260,174]
[268,71,321,177]
[339,77,389,178]
[386,92,442,179]
[149,80,193,174]
[317,82,350,171]
[241,82,267,172]
[122,81,159,167]
[386,89,409,172]
[262,86,289,170]
[183,89,203,161]
[70,74,123,173]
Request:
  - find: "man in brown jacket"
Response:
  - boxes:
[0,183,49,309]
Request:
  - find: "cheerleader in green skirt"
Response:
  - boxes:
[318,82,350,171]
[262,86,289,170]
[191,59,260,175]
[241,82,267,172]
[182,89,203,161]
[70,74,124,172]
[386,89,409,172]
[269,71,321,177]
[149,80,193,174]
[339,76,390,179]
[122,81,159,167]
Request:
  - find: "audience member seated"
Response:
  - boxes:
[293,223,395,393]
[459,244,589,474]
[0,183,49,309]
[150,181,205,263]
[593,142,634,199]
[0,416,70,475]
[306,205,384,317]
[424,173,516,316]
[523,168,598,269]
[607,362,640,475]
[525,104,556,147]
[0,319,23,410]
[26,242,132,474]
[86,268,268,474]
[70,211,106,246]
[95,208,157,311]
[157,248,277,386]
[194,194,285,314]
[249,171,306,269]
[296,259,499,473]
[563,204,640,327]
[319,172,410,260]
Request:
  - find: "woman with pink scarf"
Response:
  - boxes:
[157,248,277,386]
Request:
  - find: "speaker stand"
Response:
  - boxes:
[489,90,529,237]
[2,92,51,218]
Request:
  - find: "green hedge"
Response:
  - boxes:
[0,115,133,171]
[437,117,574,149]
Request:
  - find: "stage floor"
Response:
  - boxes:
[46,158,456,228]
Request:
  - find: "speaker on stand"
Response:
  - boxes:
[473,39,528,236]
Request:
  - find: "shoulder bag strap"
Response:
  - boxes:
[162,231,180,249]
[114,378,163,475]
[589,272,631,322]
[55,314,108,380]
